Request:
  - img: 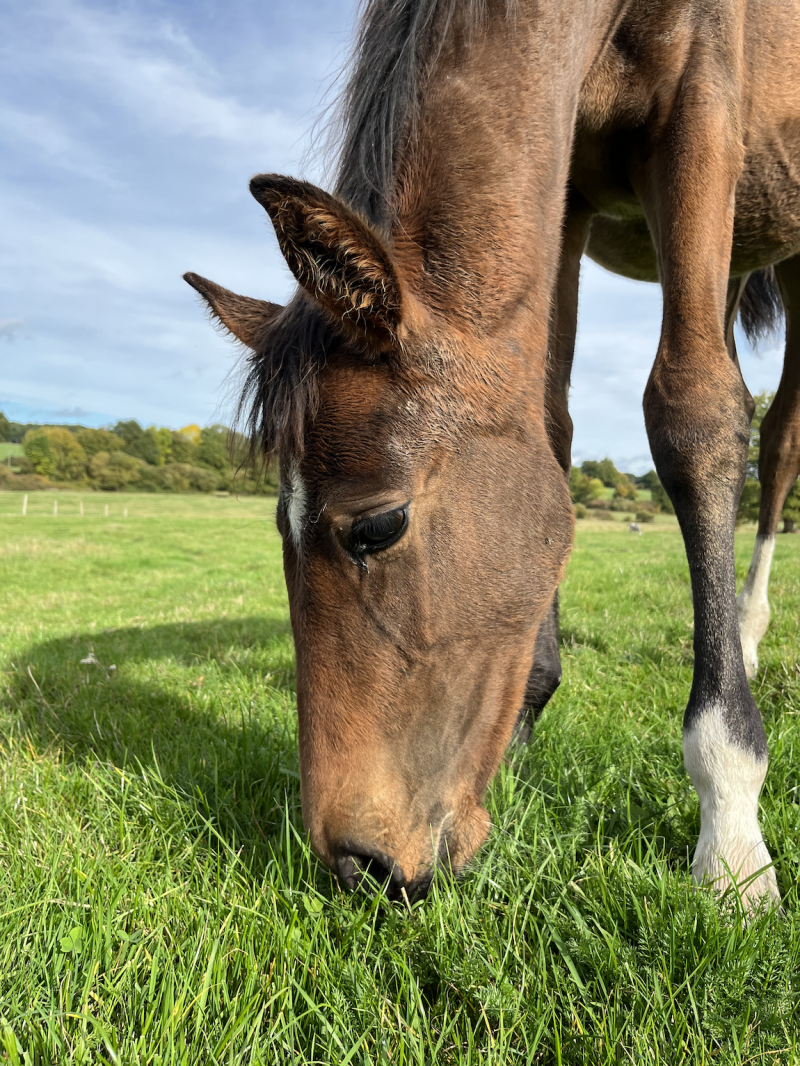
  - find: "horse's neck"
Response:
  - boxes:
[392,0,625,336]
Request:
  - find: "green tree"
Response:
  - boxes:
[613,474,638,501]
[113,420,160,465]
[582,458,620,488]
[76,428,125,458]
[632,469,675,514]
[23,431,56,477]
[747,391,773,479]
[784,483,800,533]
[738,478,800,533]
[570,468,603,504]
[89,450,143,490]
[151,427,173,465]
[0,412,10,442]
[170,430,198,465]
[198,424,229,473]
[737,479,761,526]
[23,427,86,481]
[637,470,661,492]
[599,458,621,487]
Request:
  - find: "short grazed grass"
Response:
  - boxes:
[0,493,798,1064]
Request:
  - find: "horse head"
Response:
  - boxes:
[186,174,572,899]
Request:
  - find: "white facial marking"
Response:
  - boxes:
[683,707,780,910]
[286,463,308,549]
[737,533,775,678]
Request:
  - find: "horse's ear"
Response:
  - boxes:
[183,272,282,351]
[249,174,402,349]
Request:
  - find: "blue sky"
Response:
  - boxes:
[0,0,787,472]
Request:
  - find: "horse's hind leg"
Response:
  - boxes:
[738,256,800,676]
[724,275,756,420]
[638,75,780,909]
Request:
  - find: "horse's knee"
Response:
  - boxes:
[644,357,750,517]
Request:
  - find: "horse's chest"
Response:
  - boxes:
[571,40,662,218]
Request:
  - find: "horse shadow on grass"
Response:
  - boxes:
[5,614,312,879]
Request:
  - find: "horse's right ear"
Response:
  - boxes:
[249,174,403,350]
[183,272,282,351]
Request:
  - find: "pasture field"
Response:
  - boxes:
[0,492,799,1065]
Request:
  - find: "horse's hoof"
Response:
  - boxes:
[693,844,782,915]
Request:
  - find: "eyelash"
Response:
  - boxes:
[348,504,409,564]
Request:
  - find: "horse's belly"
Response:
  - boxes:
[730,138,800,273]
[573,0,800,282]
[570,132,660,282]
[735,0,800,270]
[579,137,800,284]
[584,215,658,283]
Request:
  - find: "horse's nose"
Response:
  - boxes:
[336,846,400,895]
[334,845,433,902]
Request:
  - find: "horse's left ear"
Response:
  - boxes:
[183,272,283,351]
[249,174,402,349]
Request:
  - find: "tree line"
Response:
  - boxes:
[568,458,672,524]
[3,390,796,514]
[0,413,276,495]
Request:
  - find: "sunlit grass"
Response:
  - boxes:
[0,494,798,1063]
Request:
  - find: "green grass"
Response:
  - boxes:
[0,492,799,1065]
[0,444,24,462]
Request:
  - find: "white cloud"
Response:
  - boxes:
[1,0,304,160]
[0,103,117,184]
[59,5,295,147]
[0,319,24,340]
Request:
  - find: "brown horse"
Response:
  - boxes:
[185,0,800,909]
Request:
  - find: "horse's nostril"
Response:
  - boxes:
[337,850,397,894]
[334,846,438,902]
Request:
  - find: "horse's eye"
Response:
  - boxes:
[349,505,409,558]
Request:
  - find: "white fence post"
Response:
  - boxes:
[22,494,27,516]
[53,499,58,516]
[80,500,84,517]
[104,504,109,517]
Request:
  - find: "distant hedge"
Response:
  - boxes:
[0,414,277,495]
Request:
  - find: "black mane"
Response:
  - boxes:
[241,0,514,462]
[335,0,515,229]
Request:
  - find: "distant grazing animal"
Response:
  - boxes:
[186,0,800,909]
[629,522,642,535]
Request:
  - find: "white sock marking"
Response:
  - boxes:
[737,533,775,678]
[683,708,780,909]
[286,463,307,549]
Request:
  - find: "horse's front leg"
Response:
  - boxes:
[638,76,781,910]
[515,196,592,742]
